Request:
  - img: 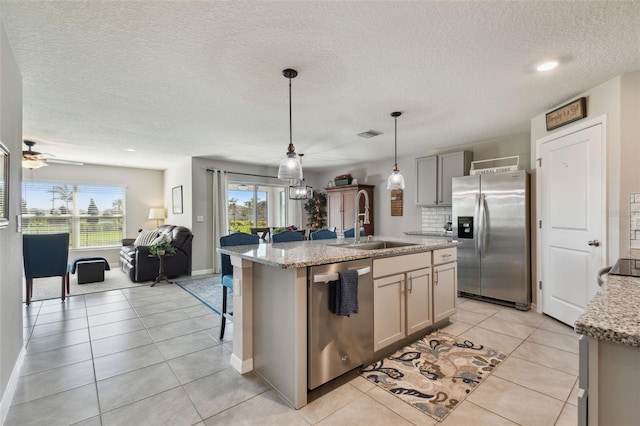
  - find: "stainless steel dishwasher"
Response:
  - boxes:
[308,258,373,389]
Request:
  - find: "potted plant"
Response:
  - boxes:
[334,173,353,186]
[149,239,176,258]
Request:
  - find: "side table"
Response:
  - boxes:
[151,253,173,287]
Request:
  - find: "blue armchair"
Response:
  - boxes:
[219,232,259,340]
[310,229,337,240]
[23,233,70,306]
[272,230,305,242]
[343,228,365,238]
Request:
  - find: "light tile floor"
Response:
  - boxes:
[8,285,579,425]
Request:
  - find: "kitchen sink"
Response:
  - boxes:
[339,240,419,250]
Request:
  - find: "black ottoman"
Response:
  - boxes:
[71,257,110,284]
[77,260,105,284]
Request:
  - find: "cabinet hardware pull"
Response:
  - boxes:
[408,277,413,294]
[434,271,438,285]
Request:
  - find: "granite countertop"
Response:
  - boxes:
[575,274,640,347]
[218,235,457,269]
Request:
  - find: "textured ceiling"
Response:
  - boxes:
[1,1,639,171]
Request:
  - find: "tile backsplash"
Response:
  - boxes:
[421,206,452,233]
[631,194,640,249]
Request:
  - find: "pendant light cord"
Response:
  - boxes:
[394,115,398,167]
[289,77,293,149]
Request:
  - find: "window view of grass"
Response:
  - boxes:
[22,182,126,248]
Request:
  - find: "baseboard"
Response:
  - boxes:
[230,353,253,374]
[0,346,26,424]
[192,269,214,276]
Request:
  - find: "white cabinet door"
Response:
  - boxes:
[433,262,457,323]
[374,274,405,351]
[416,156,438,206]
[326,191,343,232]
[406,268,433,334]
[439,152,467,205]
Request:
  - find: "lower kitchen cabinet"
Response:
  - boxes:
[373,249,457,352]
[373,252,432,351]
[433,262,456,322]
[406,268,434,334]
[373,268,433,351]
[433,247,457,323]
[373,273,406,350]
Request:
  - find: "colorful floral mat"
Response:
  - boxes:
[360,331,507,421]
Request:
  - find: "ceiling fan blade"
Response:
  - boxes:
[46,158,84,166]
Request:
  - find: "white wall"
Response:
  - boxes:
[315,133,531,237]
[164,157,193,229]
[0,15,23,422]
[529,70,640,303]
[23,163,163,264]
[189,157,321,274]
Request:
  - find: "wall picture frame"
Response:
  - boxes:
[172,185,183,214]
[0,142,9,229]
[545,97,587,131]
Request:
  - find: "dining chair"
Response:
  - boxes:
[272,229,305,242]
[250,227,271,242]
[23,233,70,306]
[310,229,337,240]
[219,232,259,340]
[343,228,365,238]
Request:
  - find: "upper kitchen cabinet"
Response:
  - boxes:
[416,151,472,206]
[326,184,375,235]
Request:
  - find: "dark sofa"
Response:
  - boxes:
[120,225,193,282]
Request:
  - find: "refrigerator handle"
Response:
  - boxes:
[479,193,487,258]
[474,193,481,257]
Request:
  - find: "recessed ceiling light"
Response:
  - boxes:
[125,148,136,152]
[537,60,559,72]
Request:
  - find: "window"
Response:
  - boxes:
[22,182,126,248]
[228,183,287,233]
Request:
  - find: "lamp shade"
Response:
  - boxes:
[148,208,166,220]
[386,169,406,190]
[278,152,303,180]
[22,158,47,169]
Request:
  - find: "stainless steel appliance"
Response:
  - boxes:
[308,258,373,389]
[609,258,640,277]
[452,170,530,310]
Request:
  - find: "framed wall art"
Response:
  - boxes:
[0,142,9,229]
[172,185,183,214]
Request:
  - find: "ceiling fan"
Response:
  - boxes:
[22,140,83,169]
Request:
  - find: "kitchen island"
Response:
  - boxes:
[218,235,456,409]
[574,272,640,425]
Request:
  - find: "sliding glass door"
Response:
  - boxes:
[228,183,287,233]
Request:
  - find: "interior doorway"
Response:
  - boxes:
[536,117,606,326]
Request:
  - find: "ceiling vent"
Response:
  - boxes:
[357,130,383,138]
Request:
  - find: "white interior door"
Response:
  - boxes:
[539,122,605,326]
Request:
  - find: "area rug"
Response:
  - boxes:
[24,270,150,303]
[360,331,507,422]
[174,275,230,316]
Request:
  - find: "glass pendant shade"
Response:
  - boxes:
[278,151,303,180]
[387,168,406,190]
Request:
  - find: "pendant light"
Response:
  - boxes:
[289,154,313,200]
[386,111,406,190]
[277,68,303,180]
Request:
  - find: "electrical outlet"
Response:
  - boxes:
[196,215,204,223]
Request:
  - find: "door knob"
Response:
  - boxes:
[588,240,600,247]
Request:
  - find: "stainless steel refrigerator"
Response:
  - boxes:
[452,170,530,310]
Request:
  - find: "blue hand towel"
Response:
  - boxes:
[331,269,359,317]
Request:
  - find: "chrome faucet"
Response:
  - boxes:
[354,189,370,243]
